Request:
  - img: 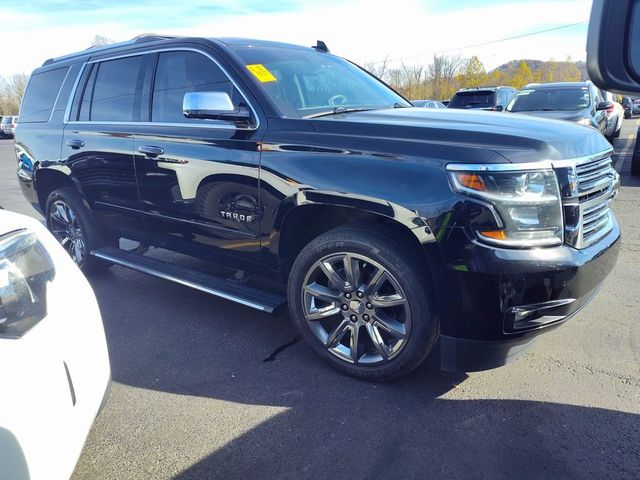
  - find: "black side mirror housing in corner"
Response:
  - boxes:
[587,0,640,95]
[493,105,504,112]
[596,101,614,111]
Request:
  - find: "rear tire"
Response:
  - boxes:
[45,187,115,274]
[287,226,439,381]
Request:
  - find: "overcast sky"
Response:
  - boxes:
[1,0,592,77]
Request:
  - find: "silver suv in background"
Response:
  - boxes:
[505,81,613,140]
[1,116,18,138]
[600,90,623,140]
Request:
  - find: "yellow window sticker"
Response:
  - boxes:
[246,64,277,83]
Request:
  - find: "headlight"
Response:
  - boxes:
[577,118,592,127]
[447,164,563,248]
[0,230,55,338]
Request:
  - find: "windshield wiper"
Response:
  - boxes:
[305,103,410,119]
[516,108,558,112]
[305,106,377,119]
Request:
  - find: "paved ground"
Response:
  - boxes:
[1,122,639,479]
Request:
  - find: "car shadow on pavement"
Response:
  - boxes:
[171,399,639,480]
[88,268,639,480]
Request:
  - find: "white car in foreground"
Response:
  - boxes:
[0,210,110,480]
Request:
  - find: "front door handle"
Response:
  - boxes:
[138,145,164,158]
[66,139,85,150]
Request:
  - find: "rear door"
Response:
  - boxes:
[133,48,264,265]
[62,54,149,237]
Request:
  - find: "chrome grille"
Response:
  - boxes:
[576,157,614,192]
[567,153,617,249]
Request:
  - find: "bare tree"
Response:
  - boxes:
[91,35,115,47]
[400,63,426,99]
[0,73,29,114]
[364,56,390,82]
[427,54,463,100]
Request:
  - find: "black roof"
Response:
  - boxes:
[41,35,318,68]
[456,86,514,93]
[42,34,180,66]
[523,81,592,89]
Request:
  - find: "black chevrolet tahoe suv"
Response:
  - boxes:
[15,35,620,380]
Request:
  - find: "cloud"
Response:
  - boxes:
[0,0,592,77]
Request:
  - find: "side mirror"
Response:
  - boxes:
[493,104,504,112]
[183,92,251,123]
[587,0,640,94]
[596,101,614,111]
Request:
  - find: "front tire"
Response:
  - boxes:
[287,226,439,381]
[46,187,114,274]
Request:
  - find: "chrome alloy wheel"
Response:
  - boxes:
[301,253,411,365]
[49,200,86,265]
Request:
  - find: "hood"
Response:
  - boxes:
[311,108,610,163]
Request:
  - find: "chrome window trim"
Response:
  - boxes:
[63,62,88,123]
[63,46,260,131]
[65,121,235,130]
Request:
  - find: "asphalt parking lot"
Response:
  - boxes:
[1,122,639,479]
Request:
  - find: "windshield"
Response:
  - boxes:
[507,87,591,112]
[448,91,495,109]
[231,46,410,118]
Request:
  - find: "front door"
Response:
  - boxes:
[133,49,263,265]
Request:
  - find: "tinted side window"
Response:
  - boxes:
[152,51,234,123]
[91,56,143,121]
[20,67,69,123]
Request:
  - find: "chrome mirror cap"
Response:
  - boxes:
[183,91,235,115]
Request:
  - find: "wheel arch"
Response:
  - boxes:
[275,192,437,282]
[34,167,75,212]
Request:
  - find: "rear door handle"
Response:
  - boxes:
[65,139,84,149]
[137,145,164,158]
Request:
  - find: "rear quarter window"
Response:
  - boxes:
[19,67,69,123]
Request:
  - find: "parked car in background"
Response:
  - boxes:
[15,35,620,380]
[412,100,447,109]
[600,90,623,140]
[634,99,640,115]
[621,97,633,118]
[10,116,18,136]
[0,209,110,480]
[447,86,516,111]
[1,115,17,138]
[506,81,611,139]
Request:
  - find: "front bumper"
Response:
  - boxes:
[432,218,620,372]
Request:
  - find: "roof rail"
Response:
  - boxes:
[42,34,178,67]
[131,33,177,44]
[459,85,499,91]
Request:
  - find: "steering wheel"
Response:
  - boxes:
[328,94,348,106]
